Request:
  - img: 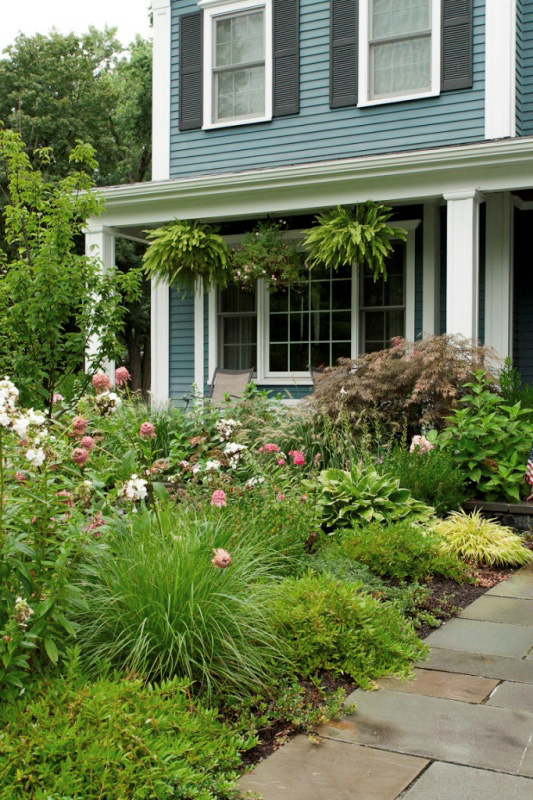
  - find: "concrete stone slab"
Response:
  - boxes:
[237,735,428,800]
[376,668,497,703]
[486,681,533,713]
[417,647,533,684]
[425,618,532,658]
[401,761,533,800]
[320,690,533,775]
[486,563,533,599]
[460,595,533,626]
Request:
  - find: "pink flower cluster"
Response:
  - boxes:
[72,417,88,436]
[212,548,232,568]
[115,366,131,387]
[211,489,227,507]
[289,450,305,466]
[140,421,156,439]
[72,447,90,466]
[92,373,111,393]
[409,435,434,454]
[259,443,281,453]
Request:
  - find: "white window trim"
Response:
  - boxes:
[358,0,441,108]
[208,223,419,386]
[199,0,273,130]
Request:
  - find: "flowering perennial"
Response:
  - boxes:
[140,421,156,439]
[26,448,46,467]
[215,418,242,440]
[224,442,247,469]
[92,373,111,393]
[259,443,281,453]
[120,474,148,502]
[211,489,227,507]
[211,548,232,568]
[72,417,88,436]
[72,448,90,466]
[95,391,122,415]
[115,366,131,386]
[80,436,96,452]
[13,597,34,628]
[289,450,305,466]
[410,435,434,454]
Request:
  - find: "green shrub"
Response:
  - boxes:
[269,573,428,686]
[329,522,468,582]
[439,371,533,502]
[0,660,252,800]
[306,464,434,530]
[499,358,533,422]
[382,446,467,513]
[75,506,284,698]
[434,510,533,567]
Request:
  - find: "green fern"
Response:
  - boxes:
[143,219,231,292]
[303,202,407,279]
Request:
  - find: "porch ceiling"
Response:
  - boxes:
[88,137,533,231]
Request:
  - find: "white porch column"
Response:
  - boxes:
[422,201,440,336]
[151,281,170,406]
[485,192,513,360]
[85,226,116,382]
[444,190,483,341]
[194,279,205,398]
[152,0,171,181]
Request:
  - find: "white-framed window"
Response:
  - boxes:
[209,223,418,385]
[359,0,441,106]
[199,0,273,129]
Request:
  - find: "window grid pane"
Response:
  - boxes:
[360,242,406,353]
[269,270,351,372]
[213,10,265,122]
[218,286,257,370]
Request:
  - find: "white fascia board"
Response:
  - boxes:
[92,137,533,229]
[152,0,171,181]
[485,0,517,140]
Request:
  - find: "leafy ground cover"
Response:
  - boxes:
[1,347,533,798]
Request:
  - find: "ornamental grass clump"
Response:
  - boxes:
[269,573,428,686]
[433,510,533,568]
[75,506,285,698]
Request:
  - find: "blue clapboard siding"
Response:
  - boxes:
[516,0,533,135]
[169,287,195,404]
[169,0,485,178]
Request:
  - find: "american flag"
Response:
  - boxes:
[527,443,533,501]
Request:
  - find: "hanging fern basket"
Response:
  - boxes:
[303,202,407,280]
[143,219,231,293]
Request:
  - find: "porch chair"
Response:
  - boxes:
[209,367,254,404]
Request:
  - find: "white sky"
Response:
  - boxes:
[1,0,153,55]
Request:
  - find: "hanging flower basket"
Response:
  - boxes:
[231,220,309,291]
[143,219,231,293]
[303,202,408,280]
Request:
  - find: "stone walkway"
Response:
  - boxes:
[238,563,533,799]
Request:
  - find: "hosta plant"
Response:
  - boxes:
[433,510,533,568]
[303,202,407,279]
[439,371,533,502]
[143,219,231,293]
[305,464,434,530]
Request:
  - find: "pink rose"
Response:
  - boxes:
[289,450,305,466]
[211,489,227,508]
[80,436,96,452]
[140,421,156,439]
[72,417,88,436]
[92,373,111,393]
[72,447,90,466]
[212,548,232,568]
[115,366,131,386]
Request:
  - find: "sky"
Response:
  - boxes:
[1,0,153,54]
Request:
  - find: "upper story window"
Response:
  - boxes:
[358,0,441,106]
[200,0,273,130]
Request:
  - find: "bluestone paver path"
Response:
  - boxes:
[238,563,533,799]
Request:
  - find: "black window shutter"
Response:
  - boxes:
[179,11,203,131]
[441,0,473,92]
[273,0,300,117]
[330,0,358,109]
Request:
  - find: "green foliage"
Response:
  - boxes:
[303,203,407,279]
[329,522,468,582]
[382,445,467,513]
[306,464,434,529]
[499,358,533,422]
[231,220,307,291]
[269,573,428,686]
[0,130,141,409]
[439,371,533,502]
[75,504,285,698]
[0,658,253,800]
[143,220,231,293]
[434,510,533,568]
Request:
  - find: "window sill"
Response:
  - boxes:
[255,376,313,386]
[202,114,272,131]
[357,88,440,108]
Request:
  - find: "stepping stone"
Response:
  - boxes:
[237,735,428,800]
[425,618,532,658]
[486,681,533,713]
[320,690,533,774]
[460,595,533,626]
[376,668,497,703]
[418,647,533,684]
[487,564,533,600]
[401,761,533,800]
